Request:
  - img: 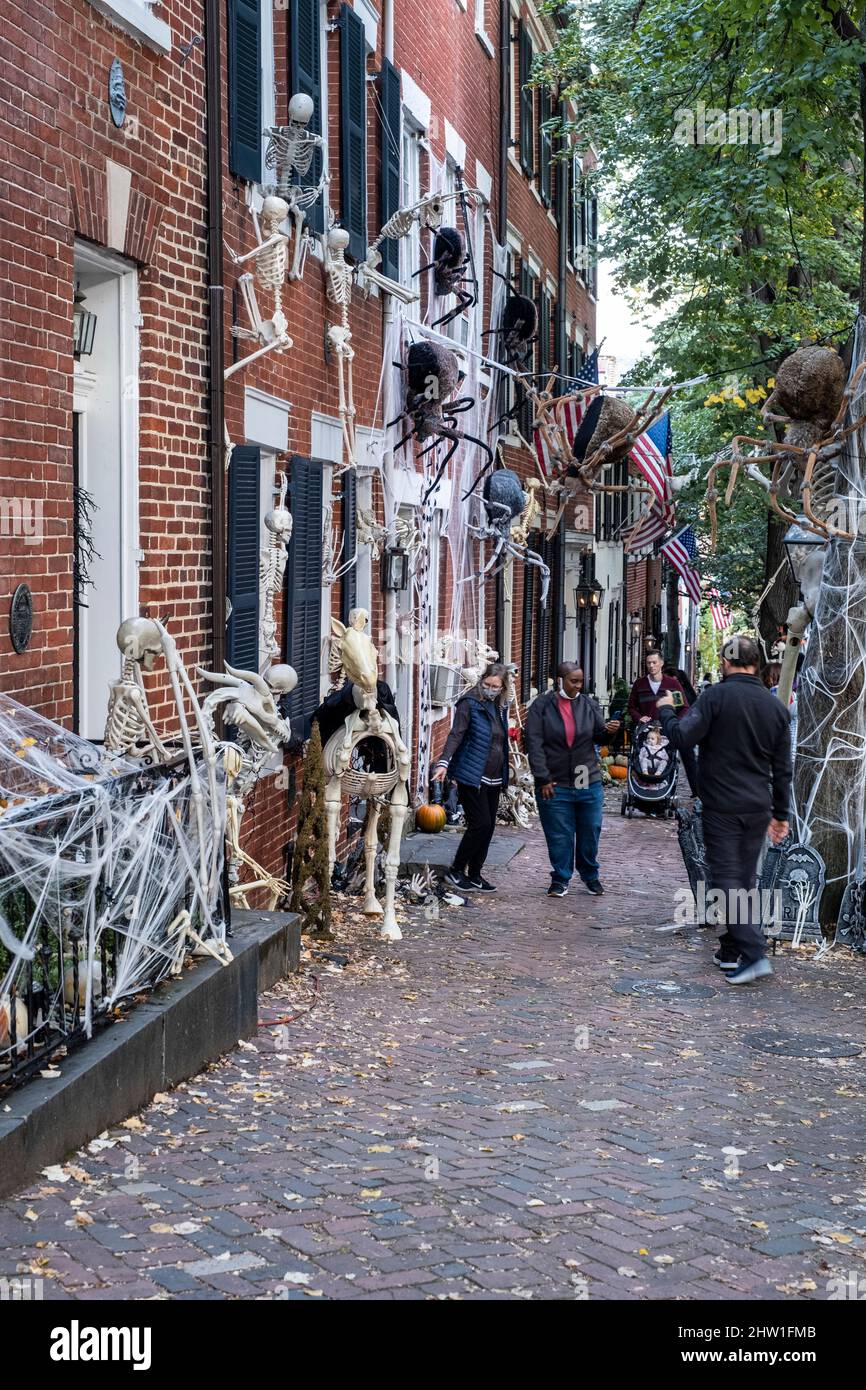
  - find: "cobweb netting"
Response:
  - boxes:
[0,693,226,1067]
[792,315,866,913]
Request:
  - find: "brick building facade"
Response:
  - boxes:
[1,0,611,895]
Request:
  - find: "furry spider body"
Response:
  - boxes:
[414,227,477,327]
[389,340,493,500]
[459,469,550,604]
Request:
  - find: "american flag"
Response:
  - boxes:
[708,587,732,631]
[630,411,673,508]
[622,495,673,551]
[661,524,702,604]
[533,393,585,478]
[582,347,599,385]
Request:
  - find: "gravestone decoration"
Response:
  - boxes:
[108,59,127,128]
[675,804,708,922]
[836,881,866,953]
[9,584,33,654]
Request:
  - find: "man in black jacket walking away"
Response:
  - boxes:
[656,635,791,985]
[525,663,621,898]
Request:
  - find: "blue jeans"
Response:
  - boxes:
[536,782,604,886]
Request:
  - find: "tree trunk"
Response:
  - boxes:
[759,513,799,657]
[793,538,866,929]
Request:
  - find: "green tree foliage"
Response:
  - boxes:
[542,0,866,610]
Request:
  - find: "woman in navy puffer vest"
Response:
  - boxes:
[432,664,510,893]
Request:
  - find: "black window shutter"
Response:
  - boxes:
[285,456,323,735]
[539,85,551,206]
[339,3,368,262]
[539,288,550,381]
[552,521,565,674]
[339,469,357,624]
[535,535,551,691]
[290,0,324,234]
[229,0,262,183]
[520,561,535,703]
[554,298,564,389]
[519,25,534,176]
[227,445,262,669]
[379,59,402,280]
[587,196,598,295]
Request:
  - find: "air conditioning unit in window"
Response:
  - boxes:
[429,662,462,707]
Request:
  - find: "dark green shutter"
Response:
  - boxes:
[539,85,551,206]
[290,0,324,234]
[339,469,357,624]
[339,3,368,262]
[518,25,534,176]
[229,0,262,183]
[379,59,402,280]
[285,456,323,735]
[539,288,550,381]
[552,520,565,673]
[227,445,261,669]
[520,560,535,703]
[554,298,565,389]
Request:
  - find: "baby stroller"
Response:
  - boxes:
[620,721,679,819]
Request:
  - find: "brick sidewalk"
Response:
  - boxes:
[2,795,866,1301]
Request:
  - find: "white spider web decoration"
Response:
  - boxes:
[0,694,226,1074]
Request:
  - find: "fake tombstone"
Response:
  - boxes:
[322,614,410,941]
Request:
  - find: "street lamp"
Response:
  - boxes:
[629,613,642,644]
[73,285,97,359]
[782,516,825,591]
[590,578,603,610]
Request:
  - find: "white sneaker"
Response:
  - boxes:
[726,958,773,985]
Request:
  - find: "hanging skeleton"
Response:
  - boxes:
[260,472,292,667]
[224,196,295,383]
[324,225,357,471]
[262,94,328,281]
[362,188,485,301]
[319,620,411,940]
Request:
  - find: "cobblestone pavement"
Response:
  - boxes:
[3,792,866,1302]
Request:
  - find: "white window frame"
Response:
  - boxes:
[475,0,495,56]
[86,0,170,55]
[401,119,423,320]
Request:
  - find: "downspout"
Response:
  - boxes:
[206,0,226,674]
[382,0,397,691]
[498,0,509,243]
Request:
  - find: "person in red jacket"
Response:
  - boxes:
[627,650,699,795]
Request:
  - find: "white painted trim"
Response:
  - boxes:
[245,388,292,452]
[353,0,379,51]
[401,71,431,132]
[86,0,171,54]
[445,121,466,171]
[474,159,493,203]
[261,0,276,175]
[311,411,343,463]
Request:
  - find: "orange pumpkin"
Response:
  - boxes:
[599,746,610,758]
[415,802,447,833]
[608,764,627,780]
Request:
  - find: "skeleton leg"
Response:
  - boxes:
[288,206,306,281]
[362,801,383,917]
[381,779,409,942]
[324,774,342,877]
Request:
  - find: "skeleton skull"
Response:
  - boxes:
[116,617,163,672]
[264,663,299,696]
[265,504,293,541]
[260,196,290,237]
[288,92,315,127]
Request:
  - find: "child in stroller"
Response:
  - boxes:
[637,722,670,780]
[621,720,680,818]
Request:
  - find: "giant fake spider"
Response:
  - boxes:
[414,227,477,328]
[389,340,493,502]
[483,274,538,368]
[459,468,550,605]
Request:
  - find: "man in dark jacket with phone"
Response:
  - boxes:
[656,634,791,985]
[525,662,621,898]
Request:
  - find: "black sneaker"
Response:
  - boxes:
[713,950,741,971]
[443,868,472,891]
[467,876,497,892]
[585,880,605,896]
[547,882,569,898]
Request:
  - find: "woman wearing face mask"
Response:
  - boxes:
[432,664,510,893]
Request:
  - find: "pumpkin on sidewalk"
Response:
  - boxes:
[415,800,447,833]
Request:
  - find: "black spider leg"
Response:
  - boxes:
[412,258,439,279]
[455,166,481,311]
[442,395,476,416]
[419,432,461,503]
[432,286,478,329]
[458,433,497,500]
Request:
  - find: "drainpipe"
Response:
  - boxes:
[498,0,509,245]
[382,0,397,691]
[205,0,226,673]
